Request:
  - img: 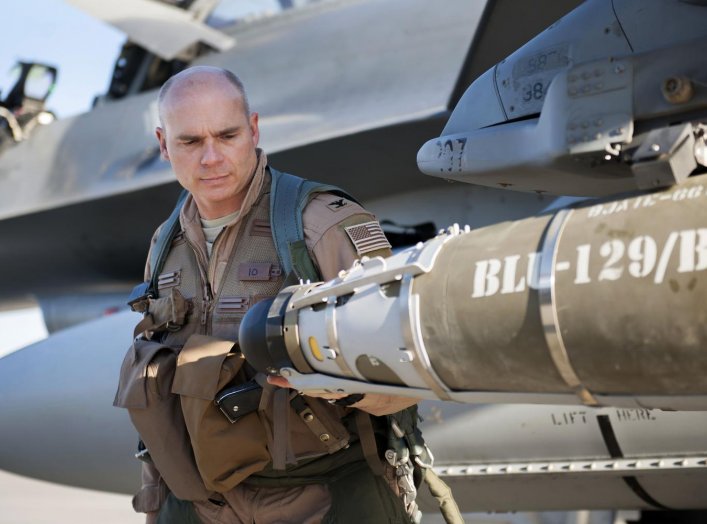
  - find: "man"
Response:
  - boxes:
[128,65,419,523]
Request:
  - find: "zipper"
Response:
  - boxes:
[188,210,247,334]
[203,227,231,333]
[201,282,213,327]
[208,227,227,281]
[185,236,212,332]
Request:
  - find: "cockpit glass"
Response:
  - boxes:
[206,0,327,28]
[24,66,55,101]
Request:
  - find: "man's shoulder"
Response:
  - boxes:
[302,192,370,236]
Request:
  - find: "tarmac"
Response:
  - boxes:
[0,469,142,524]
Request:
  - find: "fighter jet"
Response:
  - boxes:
[1,1,707,523]
[0,0,579,331]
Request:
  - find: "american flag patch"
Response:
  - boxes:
[344,221,391,256]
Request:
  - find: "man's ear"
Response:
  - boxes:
[155,127,169,161]
[249,112,260,147]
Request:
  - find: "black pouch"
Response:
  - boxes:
[215,379,263,423]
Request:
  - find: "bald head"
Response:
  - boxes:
[154,65,261,219]
[158,66,250,125]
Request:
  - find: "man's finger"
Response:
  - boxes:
[266,375,292,388]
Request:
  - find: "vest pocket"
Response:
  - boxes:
[258,395,352,464]
[141,287,191,335]
[114,338,211,501]
[172,335,271,493]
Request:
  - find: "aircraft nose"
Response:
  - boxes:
[0,310,142,494]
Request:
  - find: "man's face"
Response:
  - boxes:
[156,76,260,219]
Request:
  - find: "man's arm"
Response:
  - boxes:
[266,374,418,416]
[342,393,419,416]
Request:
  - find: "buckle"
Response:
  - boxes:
[413,444,435,469]
[127,282,152,313]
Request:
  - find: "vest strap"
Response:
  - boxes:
[423,468,464,524]
[149,189,189,297]
[355,411,385,476]
[269,167,358,282]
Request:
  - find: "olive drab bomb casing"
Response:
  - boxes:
[240,174,707,411]
[417,178,707,405]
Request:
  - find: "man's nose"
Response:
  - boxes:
[201,140,224,166]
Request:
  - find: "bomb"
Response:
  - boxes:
[240,174,707,411]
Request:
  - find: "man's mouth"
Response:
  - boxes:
[201,174,229,182]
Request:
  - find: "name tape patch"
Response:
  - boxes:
[238,263,282,281]
[344,221,391,256]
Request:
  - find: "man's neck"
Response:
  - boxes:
[196,194,245,220]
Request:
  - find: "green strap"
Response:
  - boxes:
[423,468,464,524]
[148,189,189,297]
[389,406,463,523]
[128,188,188,308]
[269,167,358,282]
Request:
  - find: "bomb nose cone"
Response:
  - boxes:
[239,297,276,374]
[0,310,141,494]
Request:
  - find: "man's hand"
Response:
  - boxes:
[266,375,348,401]
[266,375,418,416]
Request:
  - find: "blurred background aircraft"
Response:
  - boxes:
[1,1,706,523]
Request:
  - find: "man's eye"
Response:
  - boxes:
[222,134,236,140]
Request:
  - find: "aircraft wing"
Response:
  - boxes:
[66,0,234,60]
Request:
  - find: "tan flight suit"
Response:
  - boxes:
[123,150,401,523]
